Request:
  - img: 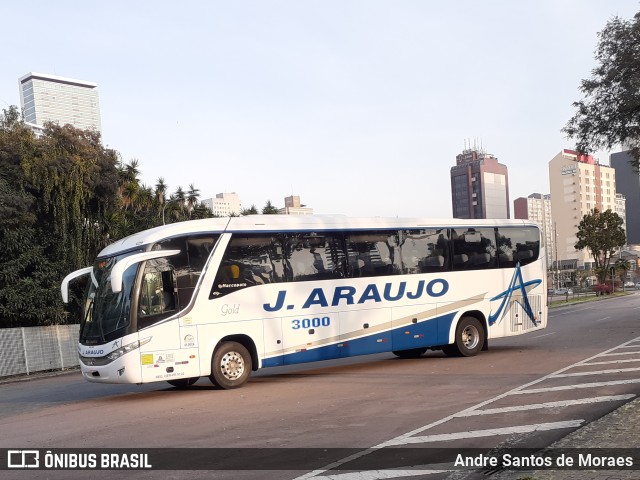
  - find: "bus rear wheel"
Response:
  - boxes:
[167,377,199,388]
[443,317,484,357]
[209,341,252,389]
[392,347,427,358]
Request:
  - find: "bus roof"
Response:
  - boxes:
[98,215,537,258]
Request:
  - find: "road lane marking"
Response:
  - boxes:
[383,420,584,445]
[554,367,640,377]
[530,332,556,339]
[511,379,640,394]
[455,395,635,416]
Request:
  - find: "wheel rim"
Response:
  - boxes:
[461,324,480,350]
[220,351,245,380]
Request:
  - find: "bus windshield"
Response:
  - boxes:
[80,251,141,343]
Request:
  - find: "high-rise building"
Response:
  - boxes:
[615,193,627,244]
[19,72,101,133]
[513,193,553,267]
[548,149,617,268]
[278,195,313,215]
[450,147,509,219]
[610,150,640,244]
[202,192,242,217]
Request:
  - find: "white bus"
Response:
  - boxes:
[61,216,547,389]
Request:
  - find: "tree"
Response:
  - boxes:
[186,184,200,216]
[1,113,121,327]
[574,268,592,289]
[615,258,632,287]
[241,204,258,215]
[574,209,626,284]
[262,200,279,215]
[563,11,640,169]
[1,105,215,328]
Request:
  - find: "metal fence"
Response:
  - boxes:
[0,324,79,378]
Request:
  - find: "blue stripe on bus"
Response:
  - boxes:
[261,312,456,368]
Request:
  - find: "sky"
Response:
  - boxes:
[1,1,638,218]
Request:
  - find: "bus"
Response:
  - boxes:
[61,216,547,389]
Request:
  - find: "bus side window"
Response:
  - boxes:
[400,229,449,274]
[495,227,540,267]
[285,232,346,281]
[345,231,402,277]
[209,235,285,299]
[451,228,497,270]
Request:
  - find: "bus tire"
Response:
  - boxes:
[392,348,427,358]
[443,316,484,357]
[167,377,199,388]
[209,341,252,389]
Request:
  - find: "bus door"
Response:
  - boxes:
[136,253,202,383]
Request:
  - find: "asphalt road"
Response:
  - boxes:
[1,293,639,480]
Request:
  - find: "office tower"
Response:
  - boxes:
[615,193,627,244]
[278,195,313,215]
[548,149,617,268]
[514,193,554,267]
[611,150,640,244]
[450,147,509,219]
[202,192,242,217]
[19,72,101,133]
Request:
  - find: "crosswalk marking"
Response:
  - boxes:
[600,351,640,357]
[580,358,640,366]
[384,420,584,445]
[456,395,634,416]
[294,335,640,480]
[554,367,640,377]
[308,467,453,480]
[510,378,640,394]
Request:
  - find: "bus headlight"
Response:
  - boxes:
[107,337,152,361]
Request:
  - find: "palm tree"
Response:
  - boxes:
[174,186,186,215]
[137,185,154,213]
[153,178,169,224]
[122,182,139,211]
[186,184,200,216]
[164,195,182,223]
[123,159,141,183]
[155,177,167,204]
[615,258,632,289]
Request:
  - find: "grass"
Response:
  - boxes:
[548,291,633,308]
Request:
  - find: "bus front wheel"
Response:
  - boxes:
[209,341,252,389]
[443,317,484,357]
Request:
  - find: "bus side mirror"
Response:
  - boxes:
[61,266,93,303]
